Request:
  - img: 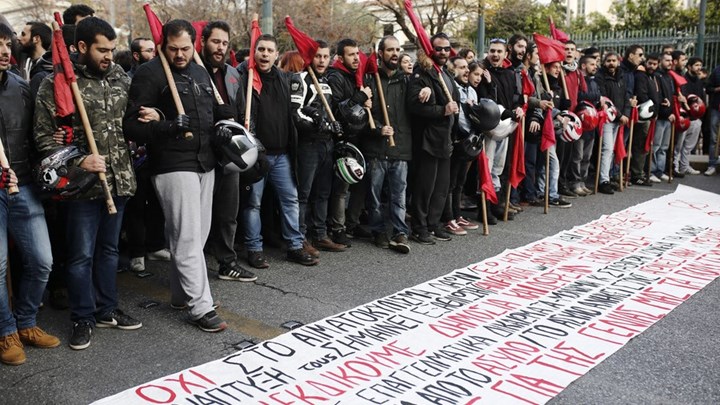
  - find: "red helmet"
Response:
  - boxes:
[600,96,618,122]
[675,108,691,132]
[687,95,706,119]
[575,101,599,131]
[558,111,582,142]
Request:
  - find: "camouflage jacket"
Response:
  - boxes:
[34,63,136,200]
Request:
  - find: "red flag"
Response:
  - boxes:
[613,125,626,164]
[366,52,379,75]
[550,20,570,43]
[520,69,535,98]
[630,105,639,123]
[331,51,368,89]
[597,110,607,139]
[53,12,63,27]
[52,26,75,119]
[509,122,526,188]
[477,150,498,204]
[540,109,556,151]
[247,18,263,94]
[143,4,164,46]
[668,70,687,90]
[229,50,239,68]
[284,16,319,69]
[192,21,208,53]
[533,33,565,65]
[644,119,657,153]
[404,0,433,60]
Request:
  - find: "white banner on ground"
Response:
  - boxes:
[96,185,720,405]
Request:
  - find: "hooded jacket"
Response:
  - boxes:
[596,66,631,122]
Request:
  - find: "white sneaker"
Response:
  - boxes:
[648,175,661,183]
[704,166,717,176]
[660,174,670,181]
[147,249,171,261]
[130,257,145,272]
[685,167,700,175]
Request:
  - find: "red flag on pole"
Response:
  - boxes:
[404,0,434,60]
[509,122,526,188]
[550,20,570,43]
[520,69,535,98]
[247,18,263,94]
[644,119,657,153]
[228,50,239,68]
[53,12,63,27]
[51,26,75,119]
[192,21,208,53]
[668,70,688,90]
[284,16,319,69]
[613,125,627,164]
[630,105,639,123]
[540,109,556,152]
[365,52,379,75]
[533,33,565,65]
[331,51,368,89]
[477,150,498,204]
[143,4,164,46]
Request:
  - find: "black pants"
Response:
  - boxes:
[206,170,240,264]
[124,165,165,258]
[442,151,471,222]
[411,149,450,233]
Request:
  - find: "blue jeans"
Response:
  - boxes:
[296,140,334,240]
[366,159,410,237]
[242,154,304,252]
[536,145,560,199]
[709,109,720,167]
[63,196,127,324]
[0,185,53,336]
[651,119,672,177]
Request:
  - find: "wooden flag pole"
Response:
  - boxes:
[626,119,635,186]
[374,72,395,147]
[544,150,550,214]
[366,107,376,129]
[0,139,19,195]
[158,51,193,140]
[668,124,675,183]
[595,130,603,193]
[306,67,336,123]
[193,52,224,105]
[480,192,489,236]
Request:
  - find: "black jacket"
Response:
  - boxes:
[619,59,637,99]
[656,69,675,120]
[29,50,53,99]
[0,71,35,185]
[290,69,334,141]
[478,61,522,120]
[579,74,602,107]
[362,69,412,161]
[326,66,369,139]
[708,65,720,111]
[407,64,460,159]
[123,57,218,175]
[596,67,631,122]
[634,70,660,119]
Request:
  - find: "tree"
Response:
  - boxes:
[570,12,612,36]
[610,0,681,30]
[483,0,565,42]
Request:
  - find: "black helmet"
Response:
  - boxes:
[457,133,484,160]
[466,98,501,133]
[215,120,262,173]
[337,100,367,135]
[334,141,365,184]
[34,145,97,199]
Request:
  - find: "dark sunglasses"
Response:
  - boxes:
[434,46,452,53]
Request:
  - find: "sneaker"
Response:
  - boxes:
[219,262,257,282]
[330,230,352,247]
[632,178,653,187]
[146,248,171,261]
[346,226,372,239]
[247,251,270,269]
[69,321,92,350]
[410,231,435,245]
[130,257,145,273]
[685,167,700,175]
[649,174,661,183]
[373,232,390,249]
[302,239,320,258]
[432,228,453,241]
[313,237,346,252]
[573,187,589,197]
[0,333,26,365]
[96,309,142,330]
[559,188,578,199]
[190,311,227,333]
[529,198,545,207]
[456,216,479,230]
[444,220,467,236]
[660,174,670,181]
[549,198,572,208]
[389,234,411,254]
[704,166,717,176]
[287,248,319,266]
[599,182,615,195]
[672,170,685,178]
[171,302,219,311]
[18,326,60,348]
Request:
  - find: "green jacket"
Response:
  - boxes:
[34,63,136,200]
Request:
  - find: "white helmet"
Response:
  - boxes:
[215,120,262,173]
[557,111,582,142]
[638,100,654,121]
[485,105,518,141]
[334,141,366,184]
[600,96,618,122]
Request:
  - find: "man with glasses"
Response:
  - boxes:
[128,38,155,78]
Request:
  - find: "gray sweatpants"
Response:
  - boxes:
[153,171,215,319]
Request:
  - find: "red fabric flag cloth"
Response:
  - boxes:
[404,0,433,59]
[284,17,319,68]
[550,21,570,42]
[520,69,535,98]
[668,70,688,91]
[597,110,607,139]
[540,108,556,152]
[509,121,526,188]
[52,27,75,119]
[644,119,657,153]
[247,18,263,94]
[53,12,63,27]
[533,33,565,65]
[613,125,627,164]
[630,105,639,123]
[477,150,498,204]
[192,21,208,53]
[229,50,239,68]
[366,52,379,75]
[143,4,164,46]
[331,51,368,88]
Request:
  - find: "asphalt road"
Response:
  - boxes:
[2,173,719,405]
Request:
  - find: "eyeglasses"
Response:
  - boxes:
[434,46,452,53]
[489,38,506,44]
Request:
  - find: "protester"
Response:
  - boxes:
[399,53,413,76]
[18,21,51,82]
[629,54,660,185]
[707,62,720,176]
[650,52,677,182]
[573,54,602,194]
[62,4,95,25]
[673,56,706,176]
[559,40,588,198]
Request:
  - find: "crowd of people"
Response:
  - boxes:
[0,3,718,366]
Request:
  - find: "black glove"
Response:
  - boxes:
[0,167,11,189]
[60,125,74,144]
[301,106,322,126]
[214,125,233,145]
[329,120,343,136]
[214,104,235,121]
[169,114,191,136]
